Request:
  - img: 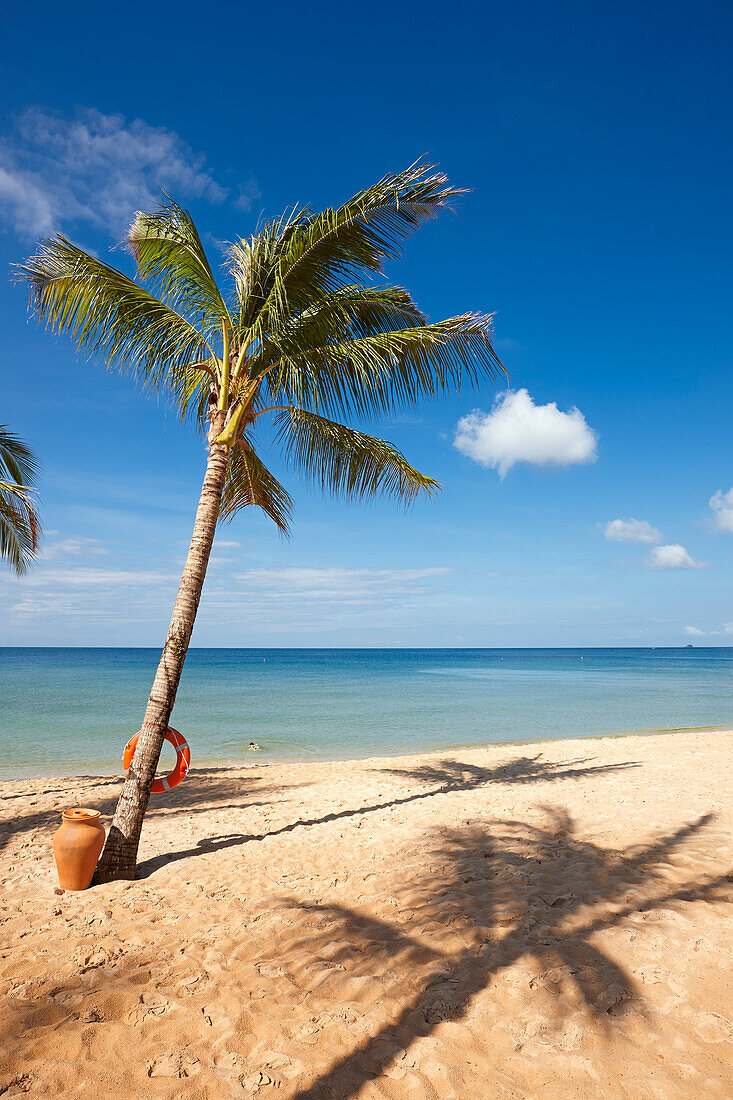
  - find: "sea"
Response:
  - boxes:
[0,647,730,780]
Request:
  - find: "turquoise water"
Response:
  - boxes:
[0,647,730,779]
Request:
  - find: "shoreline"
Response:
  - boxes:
[1,722,731,785]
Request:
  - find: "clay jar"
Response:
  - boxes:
[52,808,105,890]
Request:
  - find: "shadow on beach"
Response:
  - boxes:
[0,769,312,855]
[134,753,640,878]
[1,802,729,1097]
[277,809,729,1098]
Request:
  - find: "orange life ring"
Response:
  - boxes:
[122,726,190,793]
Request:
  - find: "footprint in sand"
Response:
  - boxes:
[146,1051,201,1078]
[694,1012,733,1043]
[595,982,634,1014]
[127,992,171,1025]
[243,1069,283,1090]
[71,945,121,972]
[424,997,455,1024]
[0,1073,34,1096]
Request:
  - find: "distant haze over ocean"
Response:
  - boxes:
[0,648,730,780]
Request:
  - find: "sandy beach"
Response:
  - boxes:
[1,729,731,1098]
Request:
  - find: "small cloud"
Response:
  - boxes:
[602,518,662,544]
[647,544,706,570]
[232,182,261,212]
[0,166,54,238]
[492,338,522,353]
[39,536,109,560]
[709,487,733,533]
[685,623,733,637]
[232,566,451,606]
[454,389,598,477]
[24,566,178,588]
[484,571,504,579]
[0,107,240,239]
[382,414,424,426]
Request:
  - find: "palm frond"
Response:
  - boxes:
[219,440,293,534]
[16,238,213,406]
[247,161,464,335]
[274,408,439,505]
[127,199,230,324]
[267,313,505,420]
[261,285,426,359]
[0,427,40,575]
[226,210,310,337]
[0,425,39,486]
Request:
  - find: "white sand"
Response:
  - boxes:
[1,729,732,1098]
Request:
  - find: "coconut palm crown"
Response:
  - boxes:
[0,426,40,575]
[17,161,505,880]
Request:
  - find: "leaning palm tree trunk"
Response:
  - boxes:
[93,410,228,882]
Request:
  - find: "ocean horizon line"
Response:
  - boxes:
[2,644,732,652]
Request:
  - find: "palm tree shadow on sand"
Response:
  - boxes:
[265,808,730,1099]
[0,774,312,856]
[380,753,638,791]
[135,753,639,878]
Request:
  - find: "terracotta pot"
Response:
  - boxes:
[52,808,105,891]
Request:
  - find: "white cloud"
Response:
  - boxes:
[235,566,450,604]
[602,518,663,544]
[24,566,178,588]
[0,538,451,638]
[492,338,522,354]
[0,538,179,630]
[39,536,109,560]
[685,623,733,637]
[454,389,598,477]
[647,544,706,570]
[0,165,55,237]
[0,107,259,238]
[709,487,733,533]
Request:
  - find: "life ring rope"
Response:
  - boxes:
[122,726,190,793]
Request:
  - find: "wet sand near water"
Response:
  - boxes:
[1,729,732,1098]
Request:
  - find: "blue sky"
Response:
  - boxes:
[0,0,731,646]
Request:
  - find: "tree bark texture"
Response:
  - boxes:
[93,411,229,882]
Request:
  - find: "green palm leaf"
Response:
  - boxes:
[244,161,463,337]
[127,198,230,325]
[0,425,39,486]
[0,426,40,575]
[16,237,212,399]
[265,286,426,355]
[220,440,293,533]
[226,210,310,335]
[274,408,439,505]
[266,312,504,420]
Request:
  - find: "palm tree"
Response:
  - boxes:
[0,426,40,574]
[18,161,505,882]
